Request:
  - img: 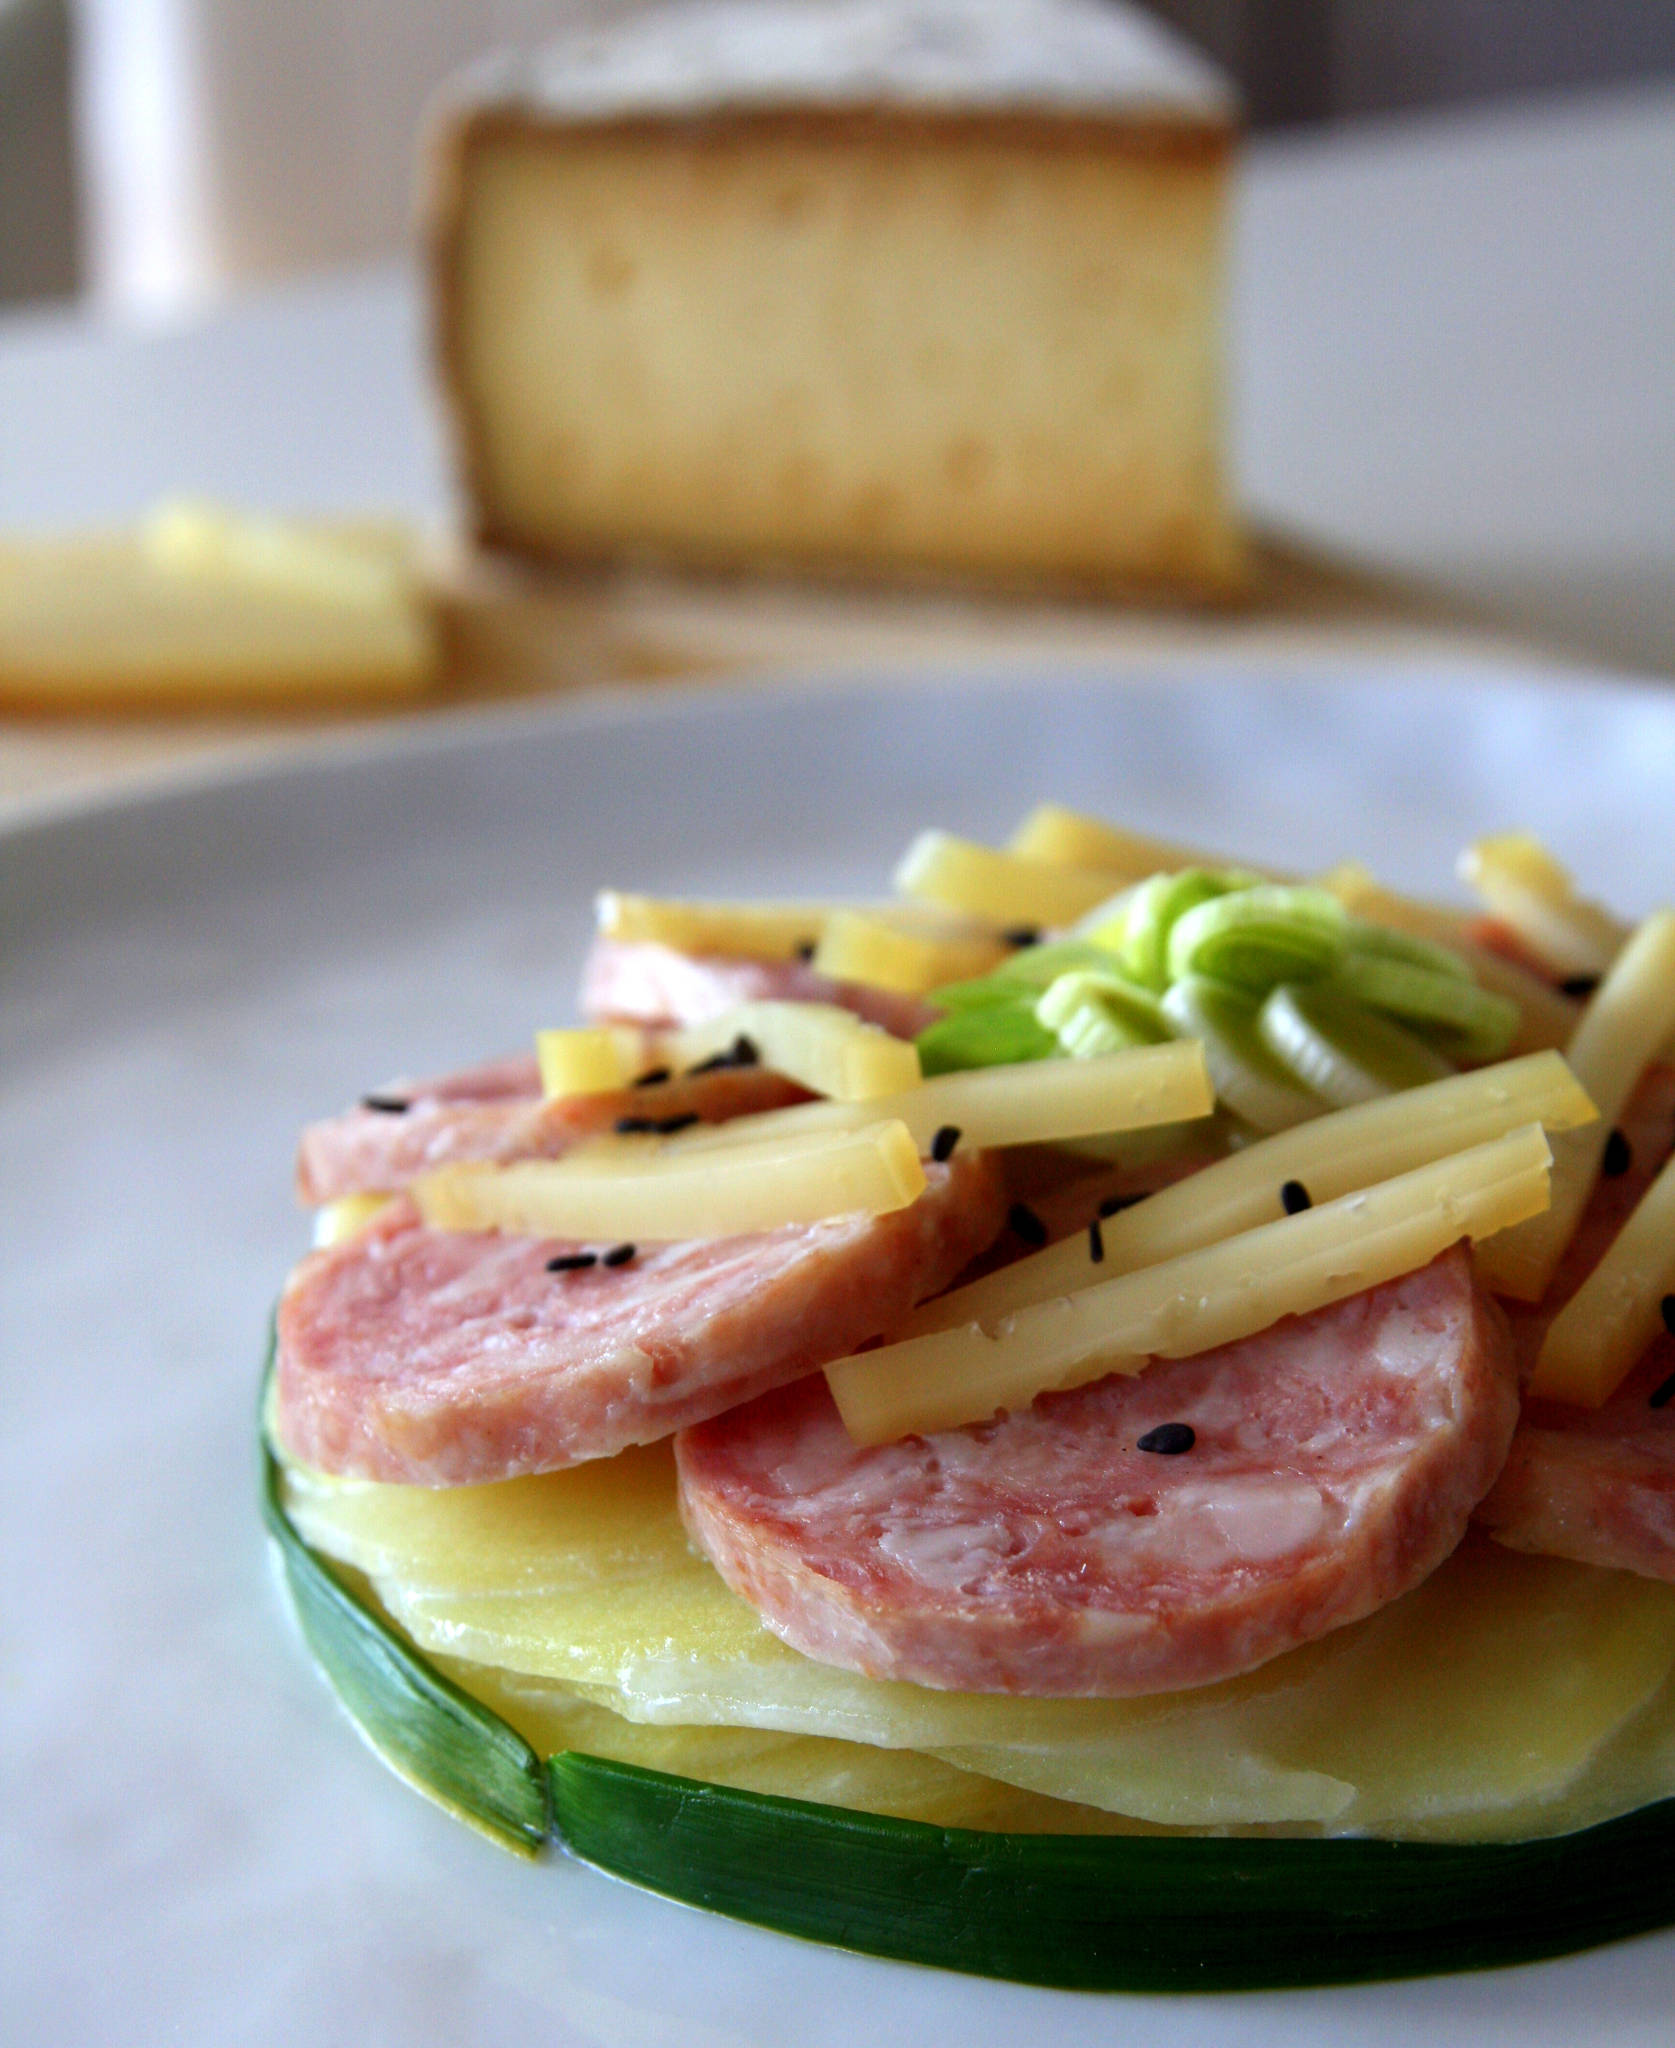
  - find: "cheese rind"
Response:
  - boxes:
[430,0,1243,598]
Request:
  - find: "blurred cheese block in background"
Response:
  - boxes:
[0,501,440,709]
[431,0,1246,600]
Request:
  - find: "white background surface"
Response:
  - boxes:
[2,83,1671,671]
[5,665,1675,2047]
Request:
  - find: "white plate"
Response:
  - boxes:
[6,661,1675,2048]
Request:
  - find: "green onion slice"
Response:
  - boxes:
[1258,982,1455,1109]
[1344,919,1476,982]
[1337,955,1522,1062]
[1035,969,1174,1060]
[1167,886,1349,993]
[1161,975,1325,1131]
[1104,869,1241,989]
[915,1003,1059,1076]
[928,940,1121,1012]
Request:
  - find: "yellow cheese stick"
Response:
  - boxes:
[416,1119,925,1239]
[1459,834,1630,981]
[894,830,1122,928]
[0,503,438,708]
[595,892,828,962]
[827,1124,1553,1444]
[1005,804,1264,880]
[1530,1151,1675,1406]
[673,1001,921,1102]
[905,1052,1596,1336]
[536,1027,644,1097]
[650,1040,1213,1158]
[1479,912,1675,1302]
[811,909,1006,995]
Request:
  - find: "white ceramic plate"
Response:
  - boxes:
[6,662,1675,2048]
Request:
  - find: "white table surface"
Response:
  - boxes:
[3,79,1670,668]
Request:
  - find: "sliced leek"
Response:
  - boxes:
[828,1125,1553,1443]
[1531,1149,1675,1406]
[1334,956,1520,1063]
[1480,911,1675,1301]
[1166,885,1348,992]
[893,831,1119,929]
[415,1119,926,1239]
[1318,862,1581,1055]
[1258,982,1453,1107]
[674,1001,921,1102]
[1036,970,1172,1059]
[902,1052,1596,1336]
[1161,975,1323,1132]
[646,1041,1213,1158]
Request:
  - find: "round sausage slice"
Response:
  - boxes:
[676,1246,1518,1697]
[295,1054,806,1205]
[275,1153,1004,1484]
[1476,1068,1675,1582]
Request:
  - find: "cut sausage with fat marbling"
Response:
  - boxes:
[275,1153,1005,1484]
[295,1052,806,1205]
[1476,1068,1675,1582]
[677,1246,1518,1696]
[582,937,938,1041]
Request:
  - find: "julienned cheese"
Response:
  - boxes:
[0,503,439,709]
[430,0,1245,598]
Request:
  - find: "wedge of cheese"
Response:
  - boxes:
[0,502,440,709]
[430,0,1244,599]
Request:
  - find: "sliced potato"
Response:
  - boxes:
[1531,1147,1675,1405]
[811,909,1006,995]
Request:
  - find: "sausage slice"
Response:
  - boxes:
[677,1246,1518,1696]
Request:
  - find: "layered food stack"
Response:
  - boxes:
[429,0,1246,597]
[264,807,1675,1980]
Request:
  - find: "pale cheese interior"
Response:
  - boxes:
[446,120,1242,592]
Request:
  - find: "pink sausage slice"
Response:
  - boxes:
[581,937,938,1041]
[296,1055,806,1205]
[275,1154,1005,1485]
[1476,1068,1675,1581]
[677,1246,1518,1697]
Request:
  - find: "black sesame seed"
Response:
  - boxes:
[1138,1422,1196,1456]
[1561,975,1601,999]
[545,1252,597,1273]
[1088,1217,1105,1264]
[1661,1295,1675,1339]
[614,1115,658,1135]
[601,1243,637,1268]
[685,1033,761,1077]
[361,1093,410,1114]
[1098,1192,1146,1218]
[1603,1128,1633,1177]
[1007,1202,1048,1248]
[793,940,817,963]
[1280,1179,1313,1215]
[1650,1373,1675,1411]
[655,1112,700,1135]
[631,1065,672,1088]
[1002,925,1042,949]
[930,1124,961,1163]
